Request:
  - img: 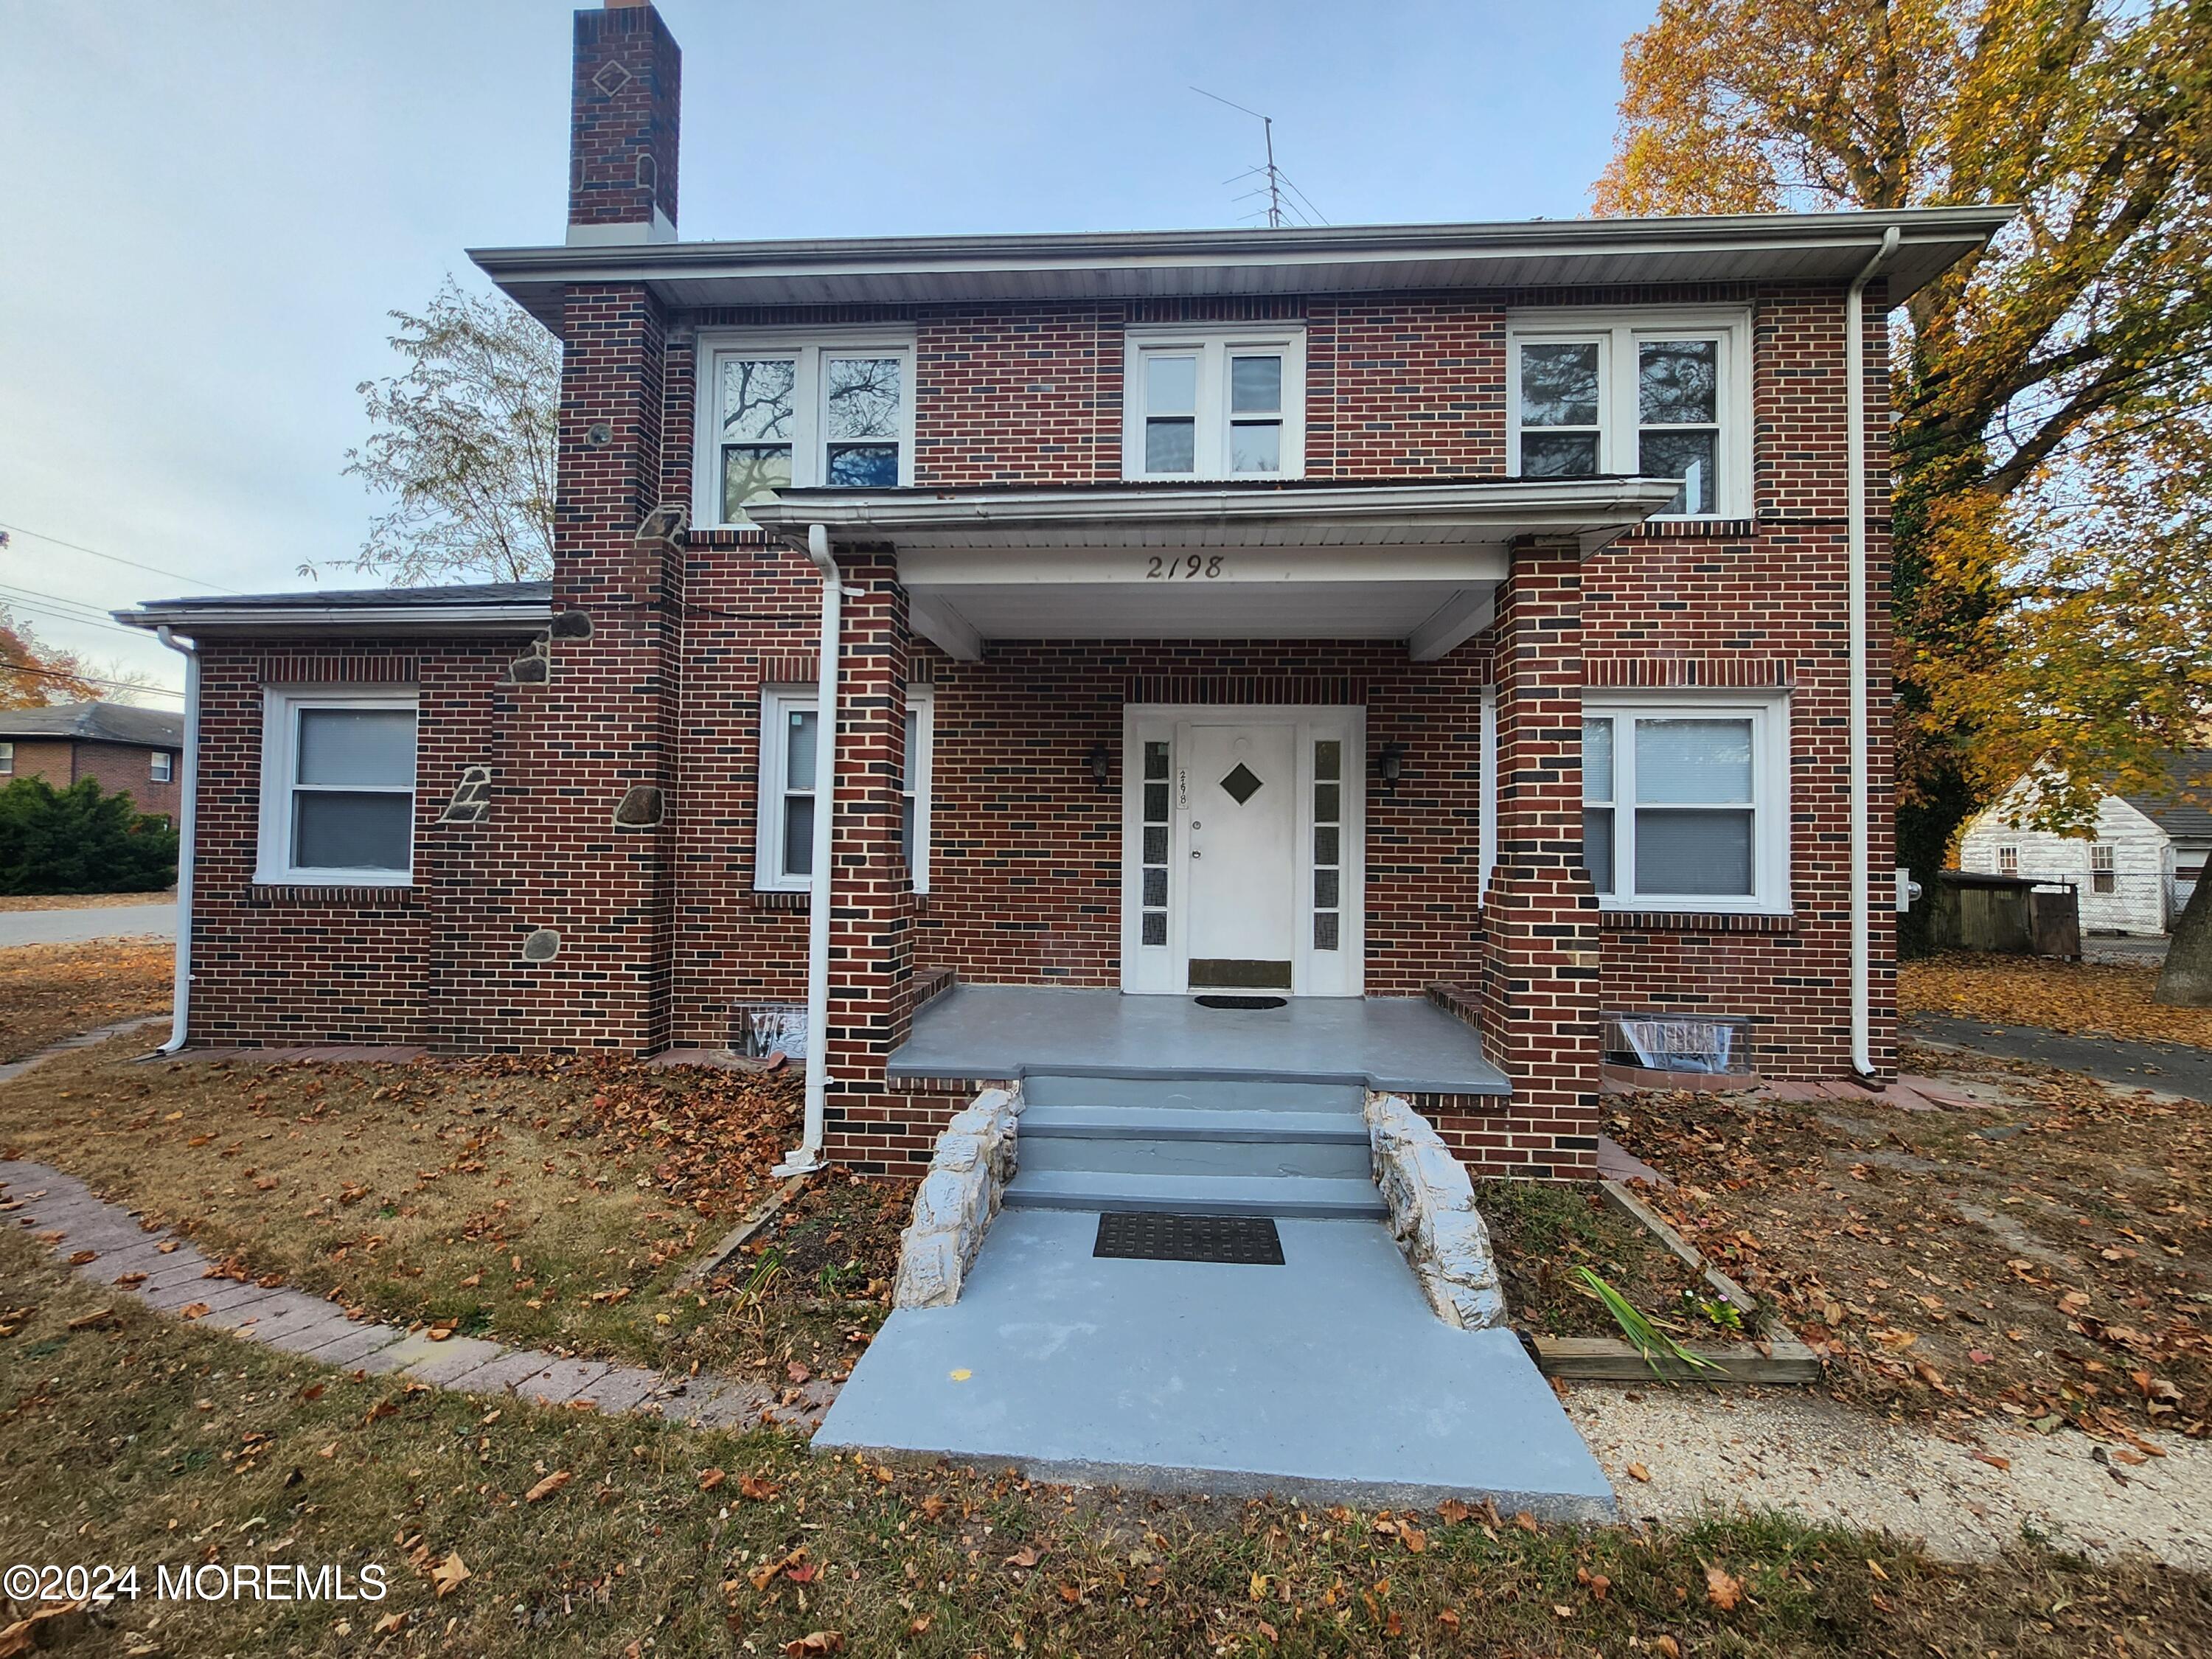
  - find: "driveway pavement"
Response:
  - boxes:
[1905,1012,2212,1101]
[0,903,175,948]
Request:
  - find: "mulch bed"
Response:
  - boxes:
[1610,1043,2212,1439]
[1480,1178,1752,1343]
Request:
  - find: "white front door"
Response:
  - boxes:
[1183,721,1298,990]
[1121,704,1365,997]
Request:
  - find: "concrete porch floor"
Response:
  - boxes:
[886,986,1512,1097]
[814,1208,1613,1518]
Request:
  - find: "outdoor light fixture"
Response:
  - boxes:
[1087,741,1112,788]
[1377,742,1405,796]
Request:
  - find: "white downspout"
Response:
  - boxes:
[153,626,199,1054]
[776,522,840,1176]
[1847,225,1900,1081]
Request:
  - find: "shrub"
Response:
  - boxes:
[0,777,179,895]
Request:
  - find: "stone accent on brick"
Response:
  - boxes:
[890,1087,1022,1309]
[1366,1093,1506,1329]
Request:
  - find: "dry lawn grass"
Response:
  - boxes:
[1901,952,2212,1049]
[4,1231,2208,1658]
[1613,1045,2212,1439]
[0,888,173,911]
[0,939,172,1062]
[0,1036,905,1381]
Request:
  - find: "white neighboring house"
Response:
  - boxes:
[1959,751,2212,936]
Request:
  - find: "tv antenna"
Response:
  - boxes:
[1190,86,1325,229]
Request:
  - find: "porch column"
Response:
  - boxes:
[1478,540,1602,1177]
[821,553,919,1158]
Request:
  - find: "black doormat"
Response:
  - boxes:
[1093,1211,1284,1265]
[1194,994,1288,1010]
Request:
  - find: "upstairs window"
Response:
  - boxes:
[696,333,916,527]
[1582,696,1788,913]
[1124,327,1305,480]
[257,689,417,886]
[1508,309,1750,519]
[0,742,12,775]
[1997,844,2020,874]
[150,750,173,783]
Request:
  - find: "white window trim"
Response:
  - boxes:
[256,686,418,888]
[150,750,173,783]
[1582,691,1790,914]
[1506,306,1753,521]
[0,741,13,776]
[1121,324,1307,481]
[756,685,821,894]
[692,327,919,529]
[904,686,934,895]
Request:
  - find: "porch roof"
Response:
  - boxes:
[748,476,1681,660]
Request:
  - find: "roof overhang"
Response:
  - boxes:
[472,206,2014,334]
[114,599,554,639]
[749,478,1683,661]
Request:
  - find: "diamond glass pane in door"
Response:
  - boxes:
[1219,762,1264,806]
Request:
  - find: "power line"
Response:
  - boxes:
[0,655,182,700]
[0,519,243,595]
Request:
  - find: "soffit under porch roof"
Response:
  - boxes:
[745,476,1683,661]
[470,206,2013,334]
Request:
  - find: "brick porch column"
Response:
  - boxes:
[821,553,919,1153]
[1478,540,1601,1177]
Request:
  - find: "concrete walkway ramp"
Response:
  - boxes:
[815,1208,1615,1520]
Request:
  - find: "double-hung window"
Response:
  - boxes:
[1581,697,1787,912]
[150,750,173,784]
[1508,308,1750,520]
[695,333,917,528]
[0,742,13,775]
[757,685,934,893]
[1123,327,1305,479]
[902,688,933,894]
[757,686,821,892]
[2091,842,2116,894]
[257,689,417,886]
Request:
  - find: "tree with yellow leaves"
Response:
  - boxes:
[1596,0,2212,1000]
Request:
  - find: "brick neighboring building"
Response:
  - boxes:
[122,1,2009,1182]
[0,700,183,821]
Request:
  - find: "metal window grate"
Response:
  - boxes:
[1093,1211,1284,1265]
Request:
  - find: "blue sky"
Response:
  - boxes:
[0,0,1652,700]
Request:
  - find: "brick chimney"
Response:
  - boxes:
[567,0,681,245]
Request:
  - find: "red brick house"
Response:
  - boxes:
[121,0,2007,1183]
[0,701,183,823]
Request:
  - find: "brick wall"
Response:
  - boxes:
[174,275,1899,1168]
[568,3,680,234]
[1,738,179,820]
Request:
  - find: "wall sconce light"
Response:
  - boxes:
[1377,742,1405,797]
[1086,741,1112,789]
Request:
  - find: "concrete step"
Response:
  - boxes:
[1001,1168,1388,1220]
[1022,1071,1366,1113]
[1020,1105,1373,1180]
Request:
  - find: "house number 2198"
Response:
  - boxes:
[1144,555,1223,580]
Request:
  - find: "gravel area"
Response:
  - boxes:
[1563,1382,2212,1568]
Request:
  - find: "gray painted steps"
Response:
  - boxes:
[1020,1105,1371,1180]
[1022,1072,1365,1113]
[1001,1168,1388,1220]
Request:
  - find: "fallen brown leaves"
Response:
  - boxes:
[1901,953,2212,1049]
[0,939,171,1063]
[1613,1042,2212,1435]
